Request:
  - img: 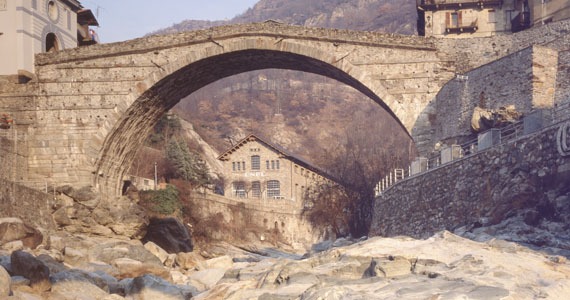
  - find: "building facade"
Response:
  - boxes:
[0,0,97,77]
[217,134,333,203]
[417,0,570,38]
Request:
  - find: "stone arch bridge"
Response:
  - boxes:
[0,22,563,194]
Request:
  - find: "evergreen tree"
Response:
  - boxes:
[165,138,212,189]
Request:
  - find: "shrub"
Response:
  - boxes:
[140,185,180,215]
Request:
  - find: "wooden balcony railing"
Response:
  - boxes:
[446,19,479,33]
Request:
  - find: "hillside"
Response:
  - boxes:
[149,0,417,35]
[140,0,418,176]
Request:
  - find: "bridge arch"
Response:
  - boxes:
[93,38,410,194]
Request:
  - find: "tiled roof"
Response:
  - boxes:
[217,134,337,181]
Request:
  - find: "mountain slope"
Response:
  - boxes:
[150,0,417,35]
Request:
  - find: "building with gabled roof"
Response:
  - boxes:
[217,134,336,203]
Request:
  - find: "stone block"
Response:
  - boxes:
[478,129,501,151]
[411,157,428,175]
[524,108,552,135]
[440,145,463,165]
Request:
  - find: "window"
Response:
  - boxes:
[489,10,496,23]
[301,168,304,176]
[276,160,280,170]
[232,162,236,171]
[506,10,516,22]
[451,13,458,27]
[252,181,261,198]
[242,161,246,171]
[295,165,298,174]
[233,182,246,198]
[267,180,280,198]
[251,155,260,170]
[271,160,275,170]
[66,9,71,30]
[266,160,270,170]
[237,162,241,171]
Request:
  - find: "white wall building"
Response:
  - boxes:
[0,0,82,76]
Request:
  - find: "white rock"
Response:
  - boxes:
[203,255,233,270]
[144,242,168,264]
[0,265,10,297]
[188,268,225,290]
[2,240,23,252]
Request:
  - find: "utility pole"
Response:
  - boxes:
[154,162,158,190]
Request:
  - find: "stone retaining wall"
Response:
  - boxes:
[370,121,570,238]
[0,178,55,230]
[188,192,321,249]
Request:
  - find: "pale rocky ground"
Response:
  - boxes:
[1,219,569,300]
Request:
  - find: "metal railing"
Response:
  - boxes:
[375,104,570,196]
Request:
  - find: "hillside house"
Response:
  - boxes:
[417,0,570,38]
[0,0,98,78]
[217,134,335,202]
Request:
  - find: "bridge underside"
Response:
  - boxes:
[2,21,566,194]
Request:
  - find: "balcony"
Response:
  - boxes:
[446,19,479,34]
[417,0,503,10]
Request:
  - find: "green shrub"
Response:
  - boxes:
[140,185,180,215]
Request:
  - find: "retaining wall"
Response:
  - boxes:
[370,121,570,238]
[0,178,56,230]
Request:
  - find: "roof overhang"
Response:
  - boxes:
[78,9,99,26]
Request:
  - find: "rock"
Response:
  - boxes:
[102,295,125,300]
[49,269,109,299]
[36,254,67,274]
[11,275,30,289]
[64,247,87,266]
[49,236,66,253]
[0,218,43,250]
[79,262,120,279]
[364,256,412,278]
[125,274,196,300]
[88,242,163,266]
[112,258,171,281]
[175,252,204,270]
[2,240,24,252]
[10,251,50,291]
[188,269,225,290]
[0,256,10,274]
[144,242,168,264]
[0,265,10,297]
[203,255,233,270]
[10,290,44,300]
[142,218,193,254]
[311,240,333,253]
[50,269,115,294]
[164,254,176,268]
[471,106,521,132]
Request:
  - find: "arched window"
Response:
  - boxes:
[251,181,261,198]
[251,155,260,170]
[267,180,280,198]
[45,33,60,52]
[233,181,246,198]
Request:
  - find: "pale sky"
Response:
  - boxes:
[81,0,260,43]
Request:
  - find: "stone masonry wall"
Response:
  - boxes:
[418,45,559,153]
[188,192,321,249]
[370,122,570,238]
[0,178,56,230]
[555,50,570,106]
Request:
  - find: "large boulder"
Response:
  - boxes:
[175,252,205,270]
[0,265,10,298]
[53,187,148,240]
[49,269,109,299]
[87,241,162,266]
[471,106,522,132]
[125,274,196,300]
[10,251,50,291]
[0,218,43,250]
[143,218,193,254]
[112,258,171,281]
